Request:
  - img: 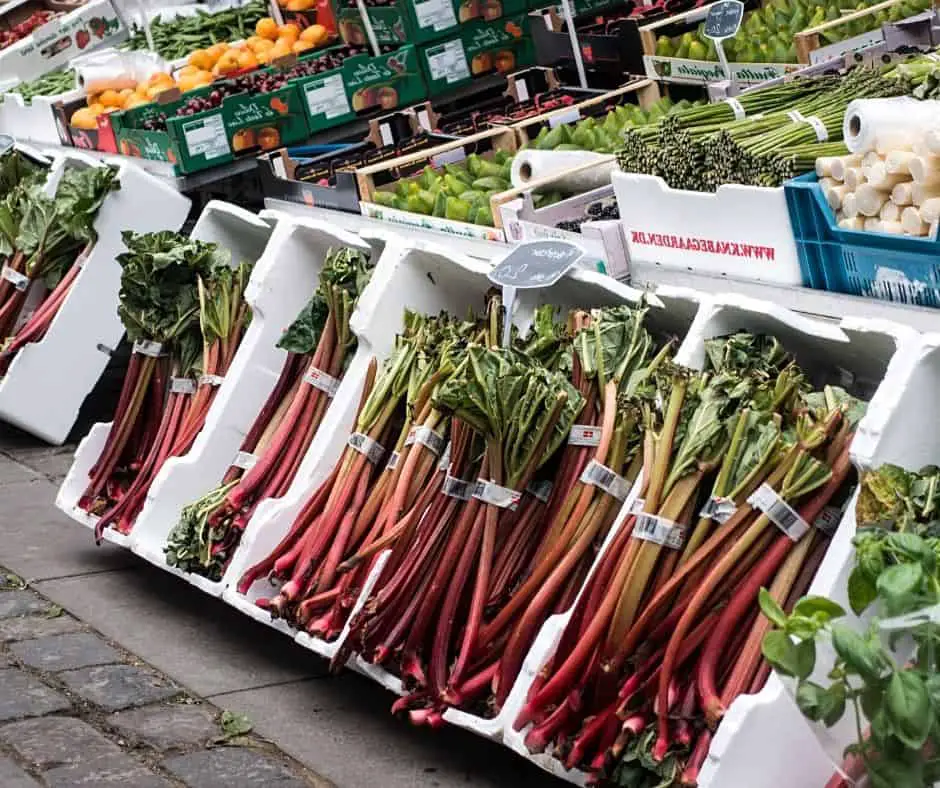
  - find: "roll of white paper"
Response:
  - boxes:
[509,150,615,192]
[844,98,940,154]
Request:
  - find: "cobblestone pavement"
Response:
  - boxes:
[0,570,327,788]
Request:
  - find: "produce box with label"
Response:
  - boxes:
[418,14,534,95]
[0,0,126,82]
[356,126,519,240]
[110,69,311,174]
[335,0,529,47]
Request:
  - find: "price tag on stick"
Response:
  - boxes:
[703,0,744,83]
[487,240,584,347]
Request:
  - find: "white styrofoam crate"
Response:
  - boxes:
[128,214,372,597]
[55,201,274,545]
[0,88,81,145]
[612,171,804,286]
[0,155,189,445]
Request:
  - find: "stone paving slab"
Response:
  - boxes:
[58,664,180,711]
[108,703,220,750]
[44,755,177,787]
[10,631,121,672]
[0,716,119,769]
[0,591,50,619]
[0,614,83,642]
[0,668,71,721]
[163,747,310,788]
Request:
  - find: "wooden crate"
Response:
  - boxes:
[793,0,939,64]
[510,78,661,146]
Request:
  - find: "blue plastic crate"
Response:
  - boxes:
[784,173,940,307]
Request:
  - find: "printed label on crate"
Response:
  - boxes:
[580,459,630,501]
[404,425,446,456]
[386,451,400,471]
[198,374,225,387]
[642,55,795,85]
[303,366,340,397]
[170,377,196,395]
[348,432,386,464]
[232,451,259,470]
[438,441,452,471]
[303,75,351,121]
[627,229,777,262]
[414,0,457,31]
[813,505,844,536]
[443,473,473,500]
[809,28,884,65]
[548,108,581,129]
[747,483,810,541]
[472,479,522,509]
[360,202,505,243]
[526,479,553,503]
[429,147,467,168]
[699,495,737,524]
[1,266,28,292]
[182,115,229,161]
[425,40,470,85]
[132,339,163,357]
[633,512,686,550]
[568,424,602,447]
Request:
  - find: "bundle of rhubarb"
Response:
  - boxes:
[510,333,865,787]
[80,231,253,541]
[763,464,940,788]
[164,247,373,581]
[0,162,119,374]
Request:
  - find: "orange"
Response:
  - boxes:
[123,94,151,110]
[236,49,258,69]
[292,39,314,54]
[88,102,105,115]
[213,50,241,76]
[188,49,213,70]
[299,23,326,44]
[98,89,124,107]
[255,17,279,40]
[287,0,315,10]
[206,42,229,61]
[252,37,274,52]
[278,23,300,41]
[118,87,135,103]
[177,63,200,77]
[70,107,98,129]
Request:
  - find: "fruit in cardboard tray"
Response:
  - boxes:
[258,127,281,150]
[482,0,503,20]
[256,17,279,39]
[471,53,494,74]
[232,128,257,152]
[459,1,479,22]
[351,88,376,111]
[495,50,515,73]
[70,107,99,130]
[377,86,398,109]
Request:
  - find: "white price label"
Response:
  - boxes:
[724,97,745,120]
[404,425,446,456]
[303,366,340,398]
[443,473,473,500]
[803,115,829,142]
[633,513,686,550]
[568,424,602,447]
[232,451,259,470]
[699,495,737,524]
[426,39,470,85]
[473,479,522,510]
[182,115,230,160]
[170,377,196,395]
[132,339,163,357]
[630,498,646,514]
[303,74,351,120]
[347,432,386,465]
[1,266,28,292]
[526,480,553,503]
[414,0,457,31]
[198,374,225,387]
[747,483,810,541]
[580,459,630,501]
[787,109,805,122]
[438,441,452,471]
[548,108,581,128]
[386,451,400,471]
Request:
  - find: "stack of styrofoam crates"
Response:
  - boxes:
[0,152,189,445]
[55,201,275,545]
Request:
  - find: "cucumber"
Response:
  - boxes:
[445,197,470,222]
[372,190,398,208]
[472,176,509,191]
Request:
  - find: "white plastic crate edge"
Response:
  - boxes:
[0,156,189,445]
[130,215,371,596]
[0,87,84,146]
[55,201,271,536]
[220,237,497,633]
[611,170,805,287]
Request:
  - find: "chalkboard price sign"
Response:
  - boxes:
[488,240,585,347]
[704,0,744,40]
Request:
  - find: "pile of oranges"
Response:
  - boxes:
[68,17,331,130]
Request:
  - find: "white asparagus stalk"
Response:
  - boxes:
[912,182,940,206]
[862,151,883,169]
[901,206,930,236]
[892,180,914,206]
[885,150,917,174]
[926,129,940,156]
[908,155,940,185]
[914,138,933,158]
[919,197,940,225]
[829,155,862,182]
[874,220,904,235]
[819,176,837,197]
[842,192,858,219]
[844,167,865,190]
[866,162,908,191]
[864,217,882,231]
[880,201,901,222]
[855,184,887,217]
[838,216,865,230]
[815,157,838,177]
[827,184,850,210]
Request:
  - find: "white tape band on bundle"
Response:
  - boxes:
[404,425,446,456]
[568,424,602,447]
[347,432,385,465]
[580,459,630,501]
[748,483,810,541]
[472,480,522,510]
[132,339,163,357]
[633,512,686,550]
[303,366,340,397]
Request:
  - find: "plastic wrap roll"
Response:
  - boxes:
[844,98,940,154]
[509,150,615,192]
